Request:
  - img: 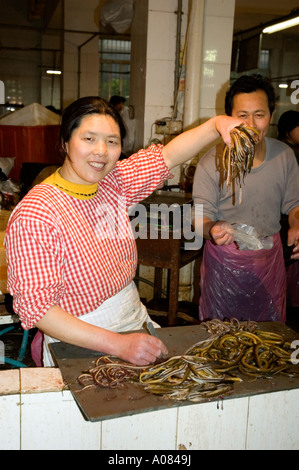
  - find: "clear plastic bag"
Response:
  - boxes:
[232,223,273,250]
[100,0,134,33]
[0,179,21,209]
[199,233,286,322]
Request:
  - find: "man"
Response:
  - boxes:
[109,95,126,112]
[109,95,135,157]
[192,74,299,323]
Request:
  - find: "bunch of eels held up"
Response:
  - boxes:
[222,125,260,204]
[76,319,298,403]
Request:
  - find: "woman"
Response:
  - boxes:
[5,96,242,367]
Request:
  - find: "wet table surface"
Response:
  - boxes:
[50,322,299,422]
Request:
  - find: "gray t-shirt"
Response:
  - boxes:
[192,137,299,237]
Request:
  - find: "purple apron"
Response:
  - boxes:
[199,233,286,323]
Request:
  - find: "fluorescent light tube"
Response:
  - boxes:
[46,70,62,75]
[263,17,299,34]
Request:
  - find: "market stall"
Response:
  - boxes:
[0,320,298,450]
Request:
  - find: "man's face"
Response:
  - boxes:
[115,102,124,112]
[231,89,272,143]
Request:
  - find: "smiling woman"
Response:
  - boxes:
[58,97,125,147]
[4,95,244,368]
[61,114,122,185]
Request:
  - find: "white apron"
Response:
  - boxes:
[43,281,160,367]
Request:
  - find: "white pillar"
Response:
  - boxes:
[180,0,236,299]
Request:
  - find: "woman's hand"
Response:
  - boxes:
[215,115,245,147]
[162,116,244,170]
[116,332,168,366]
[209,220,235,246]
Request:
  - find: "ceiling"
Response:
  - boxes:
[234,0,299,37]
[27,0,60,25]
[2,1,299,38]
[25,0,299,34]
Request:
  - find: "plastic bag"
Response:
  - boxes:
[0,179,21,209]
[199,233,286,322]
[30,330,44,367]
[232,223,273,250]
[100,0,134,33]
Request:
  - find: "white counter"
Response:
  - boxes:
[0,367,298,450]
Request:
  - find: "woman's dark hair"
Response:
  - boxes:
[59,96,126,156]
[225,74,276,116]
[277,110,299,142]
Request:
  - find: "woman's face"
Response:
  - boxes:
[231,90,272,143]
[60,114,122,185]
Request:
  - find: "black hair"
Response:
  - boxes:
[225,74,276,117]
[59,96,126,156]
[277,110,299,142]
[109,95,126,107]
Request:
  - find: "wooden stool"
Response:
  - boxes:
[136,236,202,326]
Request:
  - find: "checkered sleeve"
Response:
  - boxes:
[5,216,65,330]
[115,144,173,207]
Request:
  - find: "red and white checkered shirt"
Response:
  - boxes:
[5,145,172,329]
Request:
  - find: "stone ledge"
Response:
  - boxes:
[0,367,67,396]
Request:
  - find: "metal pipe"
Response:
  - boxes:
[174,0,183,117]
[60,0,65,111]
[183,0,205,130]
[0,22,130,39]
[77,33,98,99]
[0,46,61,52]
